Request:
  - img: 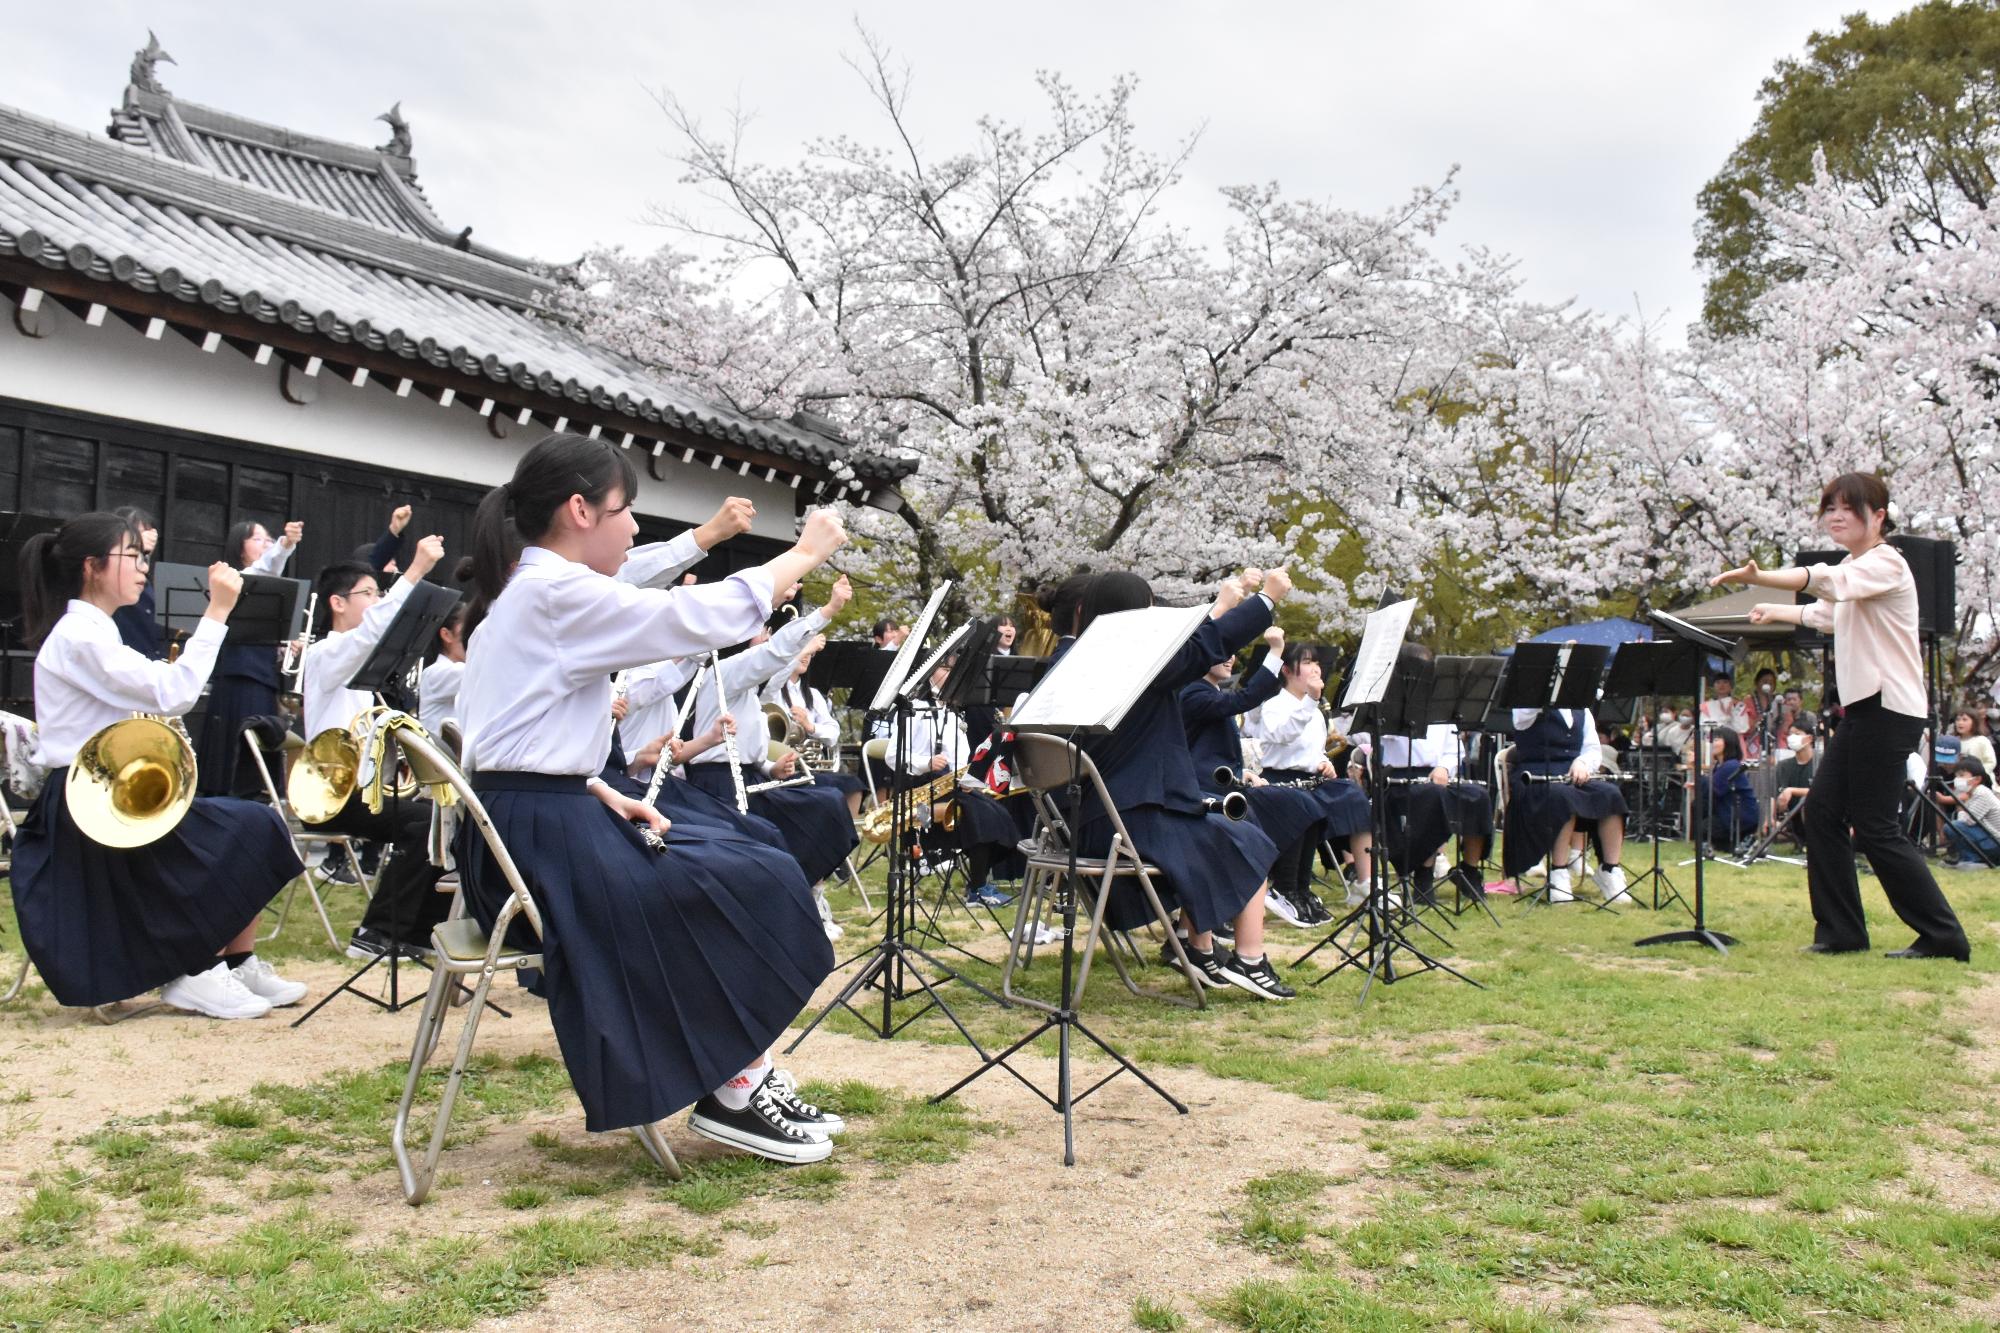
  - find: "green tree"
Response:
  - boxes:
[1696,0,2000,338]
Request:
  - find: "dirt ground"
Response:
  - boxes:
[0,958,1385,1333]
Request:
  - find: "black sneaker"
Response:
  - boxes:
[1220,952,1296,1001]
[1159,936,1194,969]
[1183,945,1232,990]
[687,1078,833,1164]
[1449,865,1487,901]
[318,858,360,886]
[767,1070,845,1138]
[344,926,433,962]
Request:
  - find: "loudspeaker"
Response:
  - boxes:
[1794,539,1955,638]
[1889,534,1955,638]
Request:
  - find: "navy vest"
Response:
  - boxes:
[1513,708,1586,775]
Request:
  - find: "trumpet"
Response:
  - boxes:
[280,592,317,684]
[67,713,197,848]
[858,764,969,844]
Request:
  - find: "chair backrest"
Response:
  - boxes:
[439,719,464,761]
[242,728,306,818]
[860,736,891,798]
[392,727,545,949]
[1010,732,1146,864]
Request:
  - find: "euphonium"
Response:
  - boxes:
[858,764,969,845]
[67,713,197,848]
[290,705,418,824]
[764,700,835,771]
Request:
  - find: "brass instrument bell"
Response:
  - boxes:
[67,714,197,848]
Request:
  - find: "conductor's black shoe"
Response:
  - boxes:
[1885,943,1970,962]
[688,1083,833,1164]
[1219,952,1296,1001]
[1801,941,1866,954]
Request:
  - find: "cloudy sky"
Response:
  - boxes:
[14,1,1896,340]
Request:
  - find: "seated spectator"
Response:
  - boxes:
[1701,730,1759,852]
[1952,709,1996,778]
[1944,758,2000,868]
[1770,723,1818,845]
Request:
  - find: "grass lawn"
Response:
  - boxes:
[1,847,1997,1330]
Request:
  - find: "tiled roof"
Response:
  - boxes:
[0,94,914,494]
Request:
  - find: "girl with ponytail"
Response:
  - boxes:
[454,433,850,1163]
[10,514,305,1018]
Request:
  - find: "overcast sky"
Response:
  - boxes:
[12,1,1897,341]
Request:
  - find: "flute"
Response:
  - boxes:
[642,660,708,811]
[713,651,750,813]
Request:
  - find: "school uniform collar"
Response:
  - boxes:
[517,546,571,572]
[66,599,115,627]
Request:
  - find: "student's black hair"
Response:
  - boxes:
[18,512,142,646]
[870,616,897,642]
[112,505,156,532]
[1714,730,1744,763]
[424,597,469,665]
[1711,672,1735,688]
[1280,642,1319,676]
[1038,572,1096,639]
[1076,572,1150,634]
[314,560,381,632]
[465,432,637,639]
[224,519,266,570]
[1953,756,1989,783]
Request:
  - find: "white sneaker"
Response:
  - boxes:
[1547,862,1576,903]
[1264,889,1308,929]
[1592,865,1629,904]
[231,955,308,1007]
[161,962,273,1020]
[814,887,844,942]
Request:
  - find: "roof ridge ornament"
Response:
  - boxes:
[129,31,175,97]
[376,102,412,158]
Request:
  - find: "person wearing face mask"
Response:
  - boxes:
[1770,724,1820,845]
[1942,759,2000,867]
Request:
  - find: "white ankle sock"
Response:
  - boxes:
[713,1059,769,1111]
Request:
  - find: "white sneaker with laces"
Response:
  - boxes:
[231,955,308,1007]
[1546,859,1576,903]
[1264,889,1308,929]
[1592,864,1629,904]
[161,962,273,1020]
[814,886,844,942]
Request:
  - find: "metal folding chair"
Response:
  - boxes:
[0,714,37,1004]
[388,726,681,1204]
[1000,734,1204,1011]
[243,729,374,949]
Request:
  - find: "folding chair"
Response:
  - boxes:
[243,729,374,949]
[0,713,38,1004]
[852,737,892,878]
[389,727,681,1204]
[1000,734,1204,1011]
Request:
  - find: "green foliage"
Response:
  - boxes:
[1696,0,2000,336]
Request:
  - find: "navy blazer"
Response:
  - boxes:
[1180,664,1282,795]
[111,583,165,661]
[1059,597,1274,824]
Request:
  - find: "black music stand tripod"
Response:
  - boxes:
[292,580,464,1027]
[788,605,1005,1056]
[1636,612,1741,955]
[1497,642,1618,912]
[1599,638,1697,917]
[1421,654,1506,929]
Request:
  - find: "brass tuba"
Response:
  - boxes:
[67,714,197,848]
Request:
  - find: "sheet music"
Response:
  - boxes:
[1340,598,1418,709]
[898,622,972,700]
[1010,604,1211,732]
[869,580,953,712]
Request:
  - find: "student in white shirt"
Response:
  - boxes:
[195,517,304,798]
[457,432,846,1163]
[10,513,305,1019]
[416,601,467,740]
[301,543,450,962]
[763,636,864,815]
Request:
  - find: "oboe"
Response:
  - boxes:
[712,651,750,814]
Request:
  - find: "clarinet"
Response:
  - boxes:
[712,651,750,814]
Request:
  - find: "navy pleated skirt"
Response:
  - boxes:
[1262,771,1373,840]
[9,771,301,1006]
[1078,803,1277,934]
[811,769,865,799]
[1503,774,1628,876]
[1240,783,1326,855]
[196,675,280,798]
[1383,779,1494,870]
[457,773,835,1133]
[684,763,857,884]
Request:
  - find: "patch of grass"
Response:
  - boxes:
[500,1183,552,1210]
[15,1178,95,1246]
[1132,1293,1188,1330]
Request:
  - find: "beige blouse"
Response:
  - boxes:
[1799,543,1927,718]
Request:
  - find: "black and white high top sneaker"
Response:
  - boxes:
[688,1074,833,1164]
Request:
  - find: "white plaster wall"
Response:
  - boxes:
[0,297,798,537]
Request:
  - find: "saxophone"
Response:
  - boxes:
[858,764,969,845]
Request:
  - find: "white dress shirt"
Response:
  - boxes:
[461,547,773,777]
[31,601,226,768]
[618,531,706,590]
[418,657,465,737]
[1359,723,1460,774]
[301,575,415,739]
[616,656,702,764]
[1509,708,1605,773]
[685,608,830,769]
[244,540,297,578]
[1249,689,1327,771]
[885,707,971,775]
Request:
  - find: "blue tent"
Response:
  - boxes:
[1497,617,1652,657]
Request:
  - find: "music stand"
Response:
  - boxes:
[150,561,214,645]
[1295,600,1482,1005]
[1636,611,1742,955]
[932,599,1210,1162]
[1495,644,1614,910]
[1419,655,1506,927]
[789,588,1005,1062]
[292,578,466,1028]
[1599,639,1700,915]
